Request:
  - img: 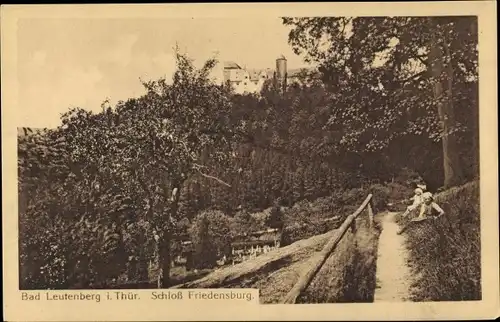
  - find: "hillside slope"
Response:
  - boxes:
[174,214,379,304]
[174,229,335,292]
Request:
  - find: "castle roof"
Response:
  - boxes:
[246,68,274,81]
[223,61,242,70]
[222,60,318,86]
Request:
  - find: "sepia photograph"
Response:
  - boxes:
[2,2,498,321]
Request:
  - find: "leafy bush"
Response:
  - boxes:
[189,210,233,269]
[339,187,366,208]
[368,184,390,213]
[386,182,414,202]
[393,167,425,187]
[229,209,271,240]
[266,205,285,229]
[281,195,339,243]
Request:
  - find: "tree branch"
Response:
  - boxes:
[193,163,208,169]
[180,140,197,161]
[196,169,231,187]
[398,70,427,84]
[415,55,429,66]
[340,17,348,36]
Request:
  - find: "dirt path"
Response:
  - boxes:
[374,211,412,302]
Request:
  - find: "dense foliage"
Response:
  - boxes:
[282,16,479,189]
[19,53,235,288]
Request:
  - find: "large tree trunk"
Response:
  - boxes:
[429,21,465,188]
[159,230,172,288]
[137,250,149,282]
[158,184,182,288]
[135,227,149,282]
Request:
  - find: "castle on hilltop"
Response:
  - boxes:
[223,55,314,94]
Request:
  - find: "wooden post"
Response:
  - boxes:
[367,202,374,228]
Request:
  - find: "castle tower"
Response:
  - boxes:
[275,55,287,93]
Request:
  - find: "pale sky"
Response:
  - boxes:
[17,17,311,128]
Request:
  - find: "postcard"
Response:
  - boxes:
[2,2,498,321]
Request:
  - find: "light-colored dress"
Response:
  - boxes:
[407,194,423,211]
[418,202,445,219]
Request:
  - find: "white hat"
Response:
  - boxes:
[417,184,427,190]
[422,192,433,200]
[414,188,423,194]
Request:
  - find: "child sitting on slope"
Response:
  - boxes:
[402,187,424,217]
[397,192,445,235]
[417,192,445,220]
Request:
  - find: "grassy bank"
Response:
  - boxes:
[299,214,381,303]
[400,181,481,301]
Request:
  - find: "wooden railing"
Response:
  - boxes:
[280,194,374,304]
